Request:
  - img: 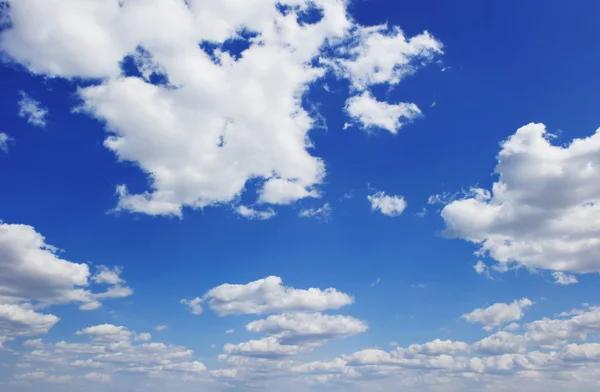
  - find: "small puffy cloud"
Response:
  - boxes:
[225,329,235,335]
[134,332,152,342]
[223,337,302,358]
[346,92,421,134]
[190,276,353,316]
[81,372,111,383]
[22,338,44,349]
[462,298,533,331]
[441,123,600,275]
[298,203,331,219]
[552,272,578,285]
[17,92,48,128]
[155,325,168,332]
[181,298,203,315]
[368,191,407,216]
[76,324,132,342]
[407,339,469,356]
[0,132,11,152]
[474,261,493,279]
[92,266,124,285]
[236,205,276,221]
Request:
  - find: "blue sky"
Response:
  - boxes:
[1,0,600,391]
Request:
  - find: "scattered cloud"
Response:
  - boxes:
[155,325,168,332]
[181,297,203,315]
[0,132,11,152]
[552,272,578,285]
[368,191,407,216]
[17,91,48,128]
[298,203,331,220]
[236,205,276,221]
[462,298,533,331]
[346,91,421,133]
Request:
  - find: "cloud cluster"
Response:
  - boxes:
[13,323,205,386]
[0,0,441,217]
[0,221,132,346]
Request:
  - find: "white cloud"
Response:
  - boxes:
[236,205,276,221]
[22,338,44,349]
[334,24,442,90]
[0,304,59,339]
[180,297,203,315]
[17,322,206,382]
[1,0,438,217]
[298,203,331,219]
[561,343,600,362]
[472,331,526,355]
[368,191,407,216]
[224,337,302,358]
[406,339,468,356]
[82,372,111,383]
[462,298,533,331]
[225,329,235,335]
[17,91,48,128]
[76,324,132,342]
[441,123,600,274]
[0,132,10,152]
[0,221,132,318]
[246,312,367,345]
[92,266,124,285]
[155,325,168,332]
[189,276,353,316]
[346,92,421,133]
[474,261,493,279]
[552,272,578,285]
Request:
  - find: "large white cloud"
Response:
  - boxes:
[441,123,600,274]
[0,0,441,217]
[183,276,353,316]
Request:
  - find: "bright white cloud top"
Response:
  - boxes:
[0,0,441,218]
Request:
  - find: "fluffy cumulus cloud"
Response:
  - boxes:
[462,298,533,331]
[368,191,407,216]
[17,91,48,128]
[0,0,441,218]
[0,221,132,346]
[346,92,421,133]
[245,312,367,345]
[182,276,353,316]
[441,123,600,275]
